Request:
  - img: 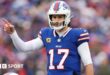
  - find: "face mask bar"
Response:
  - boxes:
[50,21,65,27]
[49,14,66,30]
[50,21,65,30]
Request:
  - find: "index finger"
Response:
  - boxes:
[1,18,10,25]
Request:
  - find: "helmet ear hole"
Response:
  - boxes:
[49,15,52,21]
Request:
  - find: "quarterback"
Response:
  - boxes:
[2,1,94,75]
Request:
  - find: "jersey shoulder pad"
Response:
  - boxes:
[38,27,52,38]
[73,28,90,45]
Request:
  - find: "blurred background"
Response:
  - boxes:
[0,0,110,75]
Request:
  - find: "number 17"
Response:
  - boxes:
[49,49,69,70]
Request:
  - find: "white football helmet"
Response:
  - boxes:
[3,72,18,75]
[47,1,71,30]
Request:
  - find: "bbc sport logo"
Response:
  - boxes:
[0,64,23,69]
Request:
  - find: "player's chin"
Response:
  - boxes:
[51,24,61,27]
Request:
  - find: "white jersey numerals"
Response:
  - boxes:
[49,49,55,69]
[49,49,69,70]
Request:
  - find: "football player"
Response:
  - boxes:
[2,1,94,75]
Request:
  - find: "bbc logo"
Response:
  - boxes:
[0,64,7,69]
[0,64,23,69]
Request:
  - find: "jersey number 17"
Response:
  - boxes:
[49,49,69,70]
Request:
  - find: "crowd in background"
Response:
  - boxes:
[0,0,110,75]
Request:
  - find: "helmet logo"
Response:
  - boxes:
[54,2,60,13]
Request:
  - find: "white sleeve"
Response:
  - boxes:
[10,31,44,51]
[78,42,93,66]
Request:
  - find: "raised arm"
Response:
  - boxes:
[10,31,44,51]
[2,19,44,51]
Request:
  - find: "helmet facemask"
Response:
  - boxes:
[49,14,66,30]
